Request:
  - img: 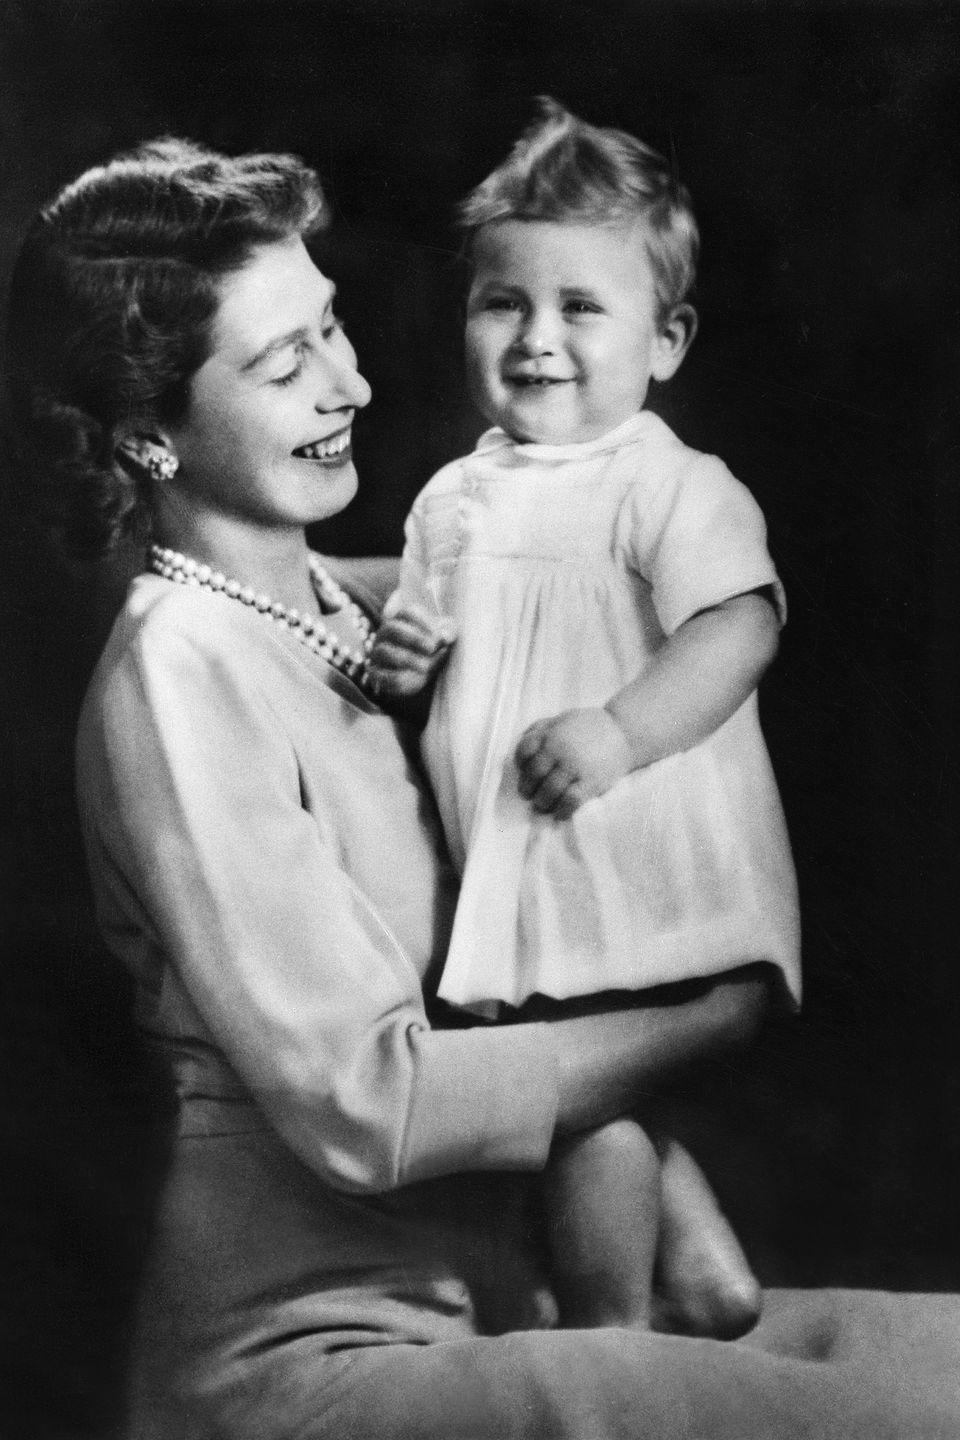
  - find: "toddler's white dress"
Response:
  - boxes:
[398,410,801,1014]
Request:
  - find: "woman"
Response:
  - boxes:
[6,138,958,1440]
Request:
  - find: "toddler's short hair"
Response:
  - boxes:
[457,98,698,318]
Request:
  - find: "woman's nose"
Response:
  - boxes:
[316,353,372,412]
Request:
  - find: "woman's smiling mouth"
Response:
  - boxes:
[293,427,353,463]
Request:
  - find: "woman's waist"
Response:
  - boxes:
[138,1027,269,1137]
[139,1110,557,1356]
[141,1038,555,1309]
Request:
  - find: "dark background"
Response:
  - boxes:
[1,0,958,1435]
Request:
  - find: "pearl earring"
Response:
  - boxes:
[147,450,179,484]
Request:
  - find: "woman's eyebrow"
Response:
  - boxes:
[241,327,308,372]
[241,285,338,371]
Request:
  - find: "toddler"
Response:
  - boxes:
[369,99,800,1335]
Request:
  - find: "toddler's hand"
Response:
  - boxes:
[514,707,634,818]
[367,595,455,700]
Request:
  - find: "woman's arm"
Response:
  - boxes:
[80,600,560,1194]
[546,965,772,1135]
[516,590,779,816]
[393,965,774,1181]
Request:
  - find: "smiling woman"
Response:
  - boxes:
[6,134,960,1440]
[162,238,369,533]
[151,235,372,620]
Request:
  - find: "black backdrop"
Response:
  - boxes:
[1,1,959,1435]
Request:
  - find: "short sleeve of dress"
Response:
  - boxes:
[391,466,465,625]
[622,454,787,636]
[395,490,434,611]
[77,598,558,1194]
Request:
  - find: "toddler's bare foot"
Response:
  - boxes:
[652,1138,761,1340]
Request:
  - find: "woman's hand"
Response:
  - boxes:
[515,707,634,818]
[367,596,455,701]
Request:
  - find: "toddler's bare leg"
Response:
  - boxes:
[652,1137,761,1339]
[543,1117,660,1329]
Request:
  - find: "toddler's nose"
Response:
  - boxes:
[516,308,560,355]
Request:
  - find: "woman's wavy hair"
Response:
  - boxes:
[457,98,699,323]
[4,138,327,558]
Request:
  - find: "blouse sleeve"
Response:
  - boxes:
[622,454,787,636]
[78,606,558,1195]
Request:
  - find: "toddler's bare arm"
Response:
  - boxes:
[605,588,779,765]
[516,589,779,816]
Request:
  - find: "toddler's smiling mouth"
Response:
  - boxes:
[506,375,571,388]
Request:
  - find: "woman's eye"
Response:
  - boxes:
[485,296,521,312]
[271,340,310,387]
[564,299,600,315]
[322,315,345,340]
[272,361,303,388]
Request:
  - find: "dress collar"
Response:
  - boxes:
[473,410,657,463]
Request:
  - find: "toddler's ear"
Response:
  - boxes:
[651,303,698,382]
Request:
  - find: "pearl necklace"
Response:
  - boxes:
[149,544,374,687]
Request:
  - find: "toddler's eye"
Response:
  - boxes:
[564,299,600,315]
[484,295,521,312]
